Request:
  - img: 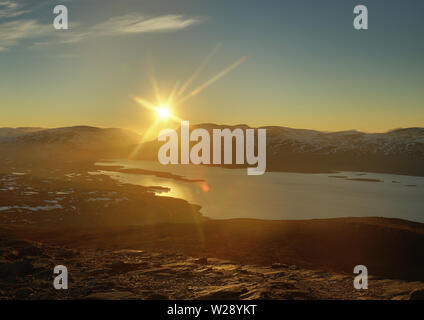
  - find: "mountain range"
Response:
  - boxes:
[1,125,423,176]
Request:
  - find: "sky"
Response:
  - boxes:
[0,0,423,134]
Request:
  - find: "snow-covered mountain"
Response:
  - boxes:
[256,126,423,175]
[264,126,424,157]
[136,124,424,176]
[1,124,423,175]
[139,123,424,158]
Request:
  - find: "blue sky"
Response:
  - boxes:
[0,0,423,133]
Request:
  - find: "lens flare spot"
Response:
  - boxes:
[199,181,210,192]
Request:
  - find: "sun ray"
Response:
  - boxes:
[167,81,180,107]
[133,97,158,112]
[177,54,250,105]
[129,117,161,159]
[146,56,162,104]
[177,44,222,97]
[130,50,250,160]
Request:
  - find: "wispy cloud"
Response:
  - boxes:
[53,13,202,45]
[0,0,30,18]
[0,11,202,52]
[0,19,53,51]
[92,14,201,35]
[0,0,56,51]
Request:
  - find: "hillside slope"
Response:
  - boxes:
[135,124,424,176]
[2,124,424,176]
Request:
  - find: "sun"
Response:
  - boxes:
[156,105,171,119]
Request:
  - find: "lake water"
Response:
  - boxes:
[95,160,424,223]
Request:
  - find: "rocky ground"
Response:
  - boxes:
[1,236,424,300]
[1,159,424,300]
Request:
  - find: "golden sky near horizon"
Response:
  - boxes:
[1,0,423,135]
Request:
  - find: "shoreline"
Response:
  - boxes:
[1,157,424,300]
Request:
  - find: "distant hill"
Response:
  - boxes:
[0,126,141,162]
[134,124,424,176]
[0,126,140,147]
[264,126,424,175]
[0,127,44,137]
[1,124,424,176]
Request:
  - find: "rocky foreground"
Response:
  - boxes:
[1,159,424,300]
[1,236,424,300]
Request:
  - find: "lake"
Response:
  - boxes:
[95,160,424,223]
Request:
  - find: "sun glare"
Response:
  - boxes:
[131,49,249,153]
[156,105,171,119]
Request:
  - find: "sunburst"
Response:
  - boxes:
[131,47,250,154]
